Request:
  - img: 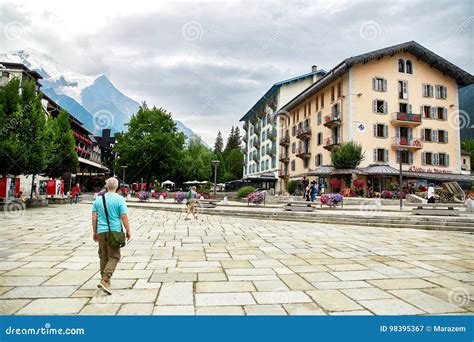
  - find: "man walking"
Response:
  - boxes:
[70,183,81,204]
[92,177,131,294]
[185,186,199,220]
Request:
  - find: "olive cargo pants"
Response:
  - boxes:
[98,232,121,281]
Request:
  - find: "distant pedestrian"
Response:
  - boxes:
[70,183,81,204]
[301,177,309,198]
[427,183,435,203]
[185,186,199,220]
[310,182,318,202]
[92,177,131,295]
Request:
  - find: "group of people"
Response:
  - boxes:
[301,177,325,202]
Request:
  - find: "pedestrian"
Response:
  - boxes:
[427,183,435,203]
[301,177,309,198]
[310,181,318,202]
[92,177,131,295]
[70,183,81,204]
[185,186,199,220]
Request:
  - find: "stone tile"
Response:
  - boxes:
[250,260,285,268]
[228,275,279,281]
[0,262,28,270]
[389,290,465,313]
[81,278,135,290]
[283,303,326,315]
[245,305,287,315]
[196,292,256,306]
[253,291,312,304]
[118,303,154,315]
[0,299,31,314]
[307,290,362,311]
[150,273,197,283]
[153,306,195,315]
[79,304,121,315]
[133,279,162,289]
[359,298,424,315]
[279,274,314,291]
[1,286,78,299]
[196,281,255,293]
[330,310,373,315]
[17,298,89,315]
[4,268,62,276]
[331,270,387,281]
[196,306,245,315]
[0,276,49,286]
[368,278,438,290]
[99,289,158,304]
[300,272,339,282]
[253,280,289,292]
[43,270,96,286]
[112,270,153,279]
[326,264,367,271]
[54,262,89,270]
[23,262,58,268]
[156,283,193,305]
[311,281,372,290]
[342,288,394,301]
[198,273,227,281]
[226,268,275,276]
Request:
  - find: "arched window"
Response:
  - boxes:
[398,58,405,73]
[406,60,413,74]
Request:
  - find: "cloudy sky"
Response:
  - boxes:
[1,0,472,145]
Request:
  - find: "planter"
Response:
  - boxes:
[26,198,49,208]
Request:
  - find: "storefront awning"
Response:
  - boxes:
[401,171,474,182]
[78,157,109,171]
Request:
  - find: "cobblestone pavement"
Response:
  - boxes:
[0,204,472,315]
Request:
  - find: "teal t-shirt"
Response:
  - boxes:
[92,192,128,234]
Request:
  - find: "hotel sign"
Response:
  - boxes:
[408,166,452,174]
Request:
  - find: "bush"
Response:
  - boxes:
[137,191,150,202]
[330,142,365,169]
[155,185,165,193]
[173,192,186,203]
[248,191,266,204]
[286,180,301,195]
[237,186,256,198]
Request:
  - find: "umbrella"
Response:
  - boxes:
[183,180,200,184]
[161,180,175,185]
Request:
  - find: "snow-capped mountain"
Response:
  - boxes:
[0,48,209,147]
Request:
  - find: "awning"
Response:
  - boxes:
[361,164,400,175]
[78,157,109,170]
[401,171,474,182]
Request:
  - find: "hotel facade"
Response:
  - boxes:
[274,41,473,193]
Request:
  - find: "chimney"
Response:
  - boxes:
[311,65,318,72]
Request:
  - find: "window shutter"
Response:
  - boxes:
[408,127,413,141]
[443,108,447,120]
[430,107,436,119]
[431,130,436,142]
[320,154,323,165]
[373,124,377,137]
[433,153,439,166]
[372,78,376,91]
[403,81,408,99]
[422,152,426,165]
[373,149,377,162]
[443,86,447,99]
[383,79,388,92]
[383,101,388,114]
[396,127,400,139]
[429,85,433,97]
[396,150,400,164]
[445,131,448,143]
[408,104,412,114]
[409,152,413,165]
[372,100,377,113]
[421,129,425,141]
[446,154,450,166]
[420,105,424,115]
[384,125,388,138]
[423,84,427,97]
[384,149,389,163]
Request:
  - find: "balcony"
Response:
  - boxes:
[279,170,290,179]
[323,136,341,151]
[391,112,422,126]
[279,152,290,163]
[254,125,261,135]
[391,137,423,150]
[252,154,260,162]
[267,147,276,157]
[296,126,312,140]
[279,135,290,146]
[323,113,341,128]
[296,146,311,159]
[267,129,277,141]
[254,140,261,148]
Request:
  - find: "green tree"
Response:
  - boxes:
[330,142,365,169]
[224,148,244,181]
[461,139,474,171]
[113,103,185,187]
[224,126,240,156]
[181,136,213,181]
[214,131,224,154]
[45,110,79,178]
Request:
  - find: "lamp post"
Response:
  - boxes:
[211,160,220,199]
[121,165,128,188]
[398,149,404,210]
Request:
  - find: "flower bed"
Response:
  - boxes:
[381,190,405,199]
[320,193,343,207]
[137,191,150,202]
[247,191,266,205]
[173,192,186,203]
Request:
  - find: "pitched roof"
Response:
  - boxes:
[280,41,474,113]
[239,68,327,122]
[0,61,43,80]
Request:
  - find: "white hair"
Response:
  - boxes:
[106,177,119,191]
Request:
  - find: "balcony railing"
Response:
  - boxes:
[391,112,422,126]
[295,146,311,159]
[279,170,290,179]
[267,129,277,141]
[254,125,261,134]
[323,113,341,128]
[296,126,311,139]
[323,136,341,150]
[279,152,290,163]
[279,135,290,146]
[391,137,423,150]
[252,154,260,162]
[266,147,276,157]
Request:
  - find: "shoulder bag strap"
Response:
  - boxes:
[101,193,111,233]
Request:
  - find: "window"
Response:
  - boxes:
[291,160,295,171]
[398,58,405,73]
[422,84,433,98]
[399,103,409,113]
[321,93,325,108]
[406,60,413,74]
[373,124,388,138]
[291,142,296,154]
[397,150,413,164]
[337,82,342,98]
[315,97,319,111]
[373,100,387,114]
[439,153,449,166]
[435,85,448,99]
[373,148,388,162]
[422,128,433,142]
[438,130,448,143]
[331,87,335,102]
[303,159,309,168]
[423,152,433,165]
[308,101,311,115]
[317,132,322,145]
[421,105,431,119]
[398,80,408,99]
[317,112,322,125]
[437,107,447,120]
[292,125,296,136]
[315,153,323,166]
[373,77,387,92]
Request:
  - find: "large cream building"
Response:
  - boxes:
[277,41,473,192]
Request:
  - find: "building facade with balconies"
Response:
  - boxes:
[240,66,326,190]
[278,41,473,191]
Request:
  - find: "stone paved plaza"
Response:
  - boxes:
[0,204,473,315]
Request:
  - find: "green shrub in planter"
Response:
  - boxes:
[237,186,256,198]
[286,180,301,195]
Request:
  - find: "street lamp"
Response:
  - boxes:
[121,165,128,187]
[211,160,220,199]
[397,149,404,210]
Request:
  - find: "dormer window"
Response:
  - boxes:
[398,58,405,73]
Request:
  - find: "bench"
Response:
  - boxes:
[284,200,317,212]
[408,203,461,216]
[199,199,218,208]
